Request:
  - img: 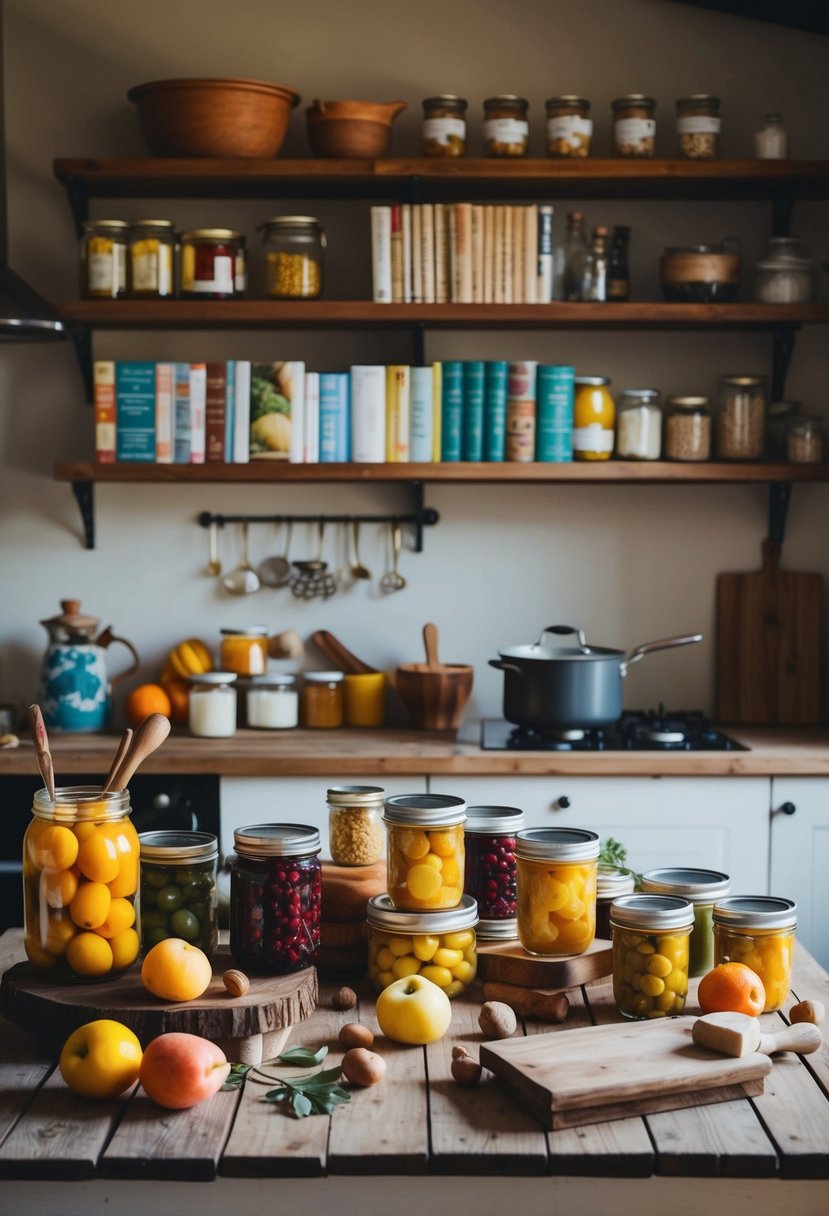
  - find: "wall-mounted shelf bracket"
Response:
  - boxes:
[771,327,797,401]
[768,481,791,544]
[65,175,90,236]
[71,479,95,549]
[69,325,94,402]
[771,190,795,238]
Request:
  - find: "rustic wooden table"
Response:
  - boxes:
[0,929,827,1216]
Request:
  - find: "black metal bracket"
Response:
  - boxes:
[768,481,791,546]
[771,190,795,238]
[771,327,796,402]
[65,175,90,236]
[412,322,426,367]
[70,325,94,402]
[71,480,95,549]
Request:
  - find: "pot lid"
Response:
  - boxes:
[499,625,623,662]
[40,599,99,635]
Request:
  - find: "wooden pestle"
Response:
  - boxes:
[692,1011,823,1059]
[483,981,570,1022]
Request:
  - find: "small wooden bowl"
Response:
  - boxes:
[306,99,407,159]
[395,663,474,731]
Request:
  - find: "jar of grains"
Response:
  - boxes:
[545,96,592,158]
[717,375,768,460]
[80,220,129,299]
[327,785,385,867]
[611,95,656,157]
[261,216,325,300]
[421,95,467,157]
[675,95,721,159]
[615,389,662,459]
[482,95,530,157]
[788,414,824,464]
[180,228,246,299]
[463,805,524,933]
[610,894,694,1020]
[128,219,176,298]
[664,396,712,461]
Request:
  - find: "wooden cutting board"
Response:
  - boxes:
[476,937,612,989]
[480,1015,772,1130]
[716,538,822,724]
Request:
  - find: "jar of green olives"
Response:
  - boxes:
[139,831,219,958]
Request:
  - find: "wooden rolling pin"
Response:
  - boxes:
[692,1011,823,1058]
[482,981,570,1022]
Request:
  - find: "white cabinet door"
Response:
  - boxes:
[770,778,829,970]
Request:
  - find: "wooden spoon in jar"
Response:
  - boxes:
[28,704,56,802]
[102,728,133,793]
[108,714,171,792]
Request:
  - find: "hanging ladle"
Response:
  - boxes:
[380,523,407,593]
[258,521,293,589]
[222,522,261,596]
[206,520,222,577]
[350,520,371,581]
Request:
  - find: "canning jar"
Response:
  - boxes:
[545,96,592,158]
[128,219,176,299]
[612,95,656,158]
[139,831,218,957]
[640,868,731,977]
[515,827,600,956]
[220,627,268,677]
[343,671,386,727]
[595,865,635,942]
[188,672,238,737]
[755,113,788,159]
[385,793,466,911]
[367,893,478,997]
[80,220,129,299]
[180,228,246,299]
[262,216,325,300]
[421,95,467,157]
[463,805,524,933]
[755,256,819,304]
[717,374,767,460]
[483,95,529,157]
[664,396,712,461]
[230,823,322,974]
[301,671,344,728]
[610,893,694,1019]
[615,389,662,460]
[573,376,615,460]
[788,414,824,464]
[767,400,801,459]
[246,674,298,729]
[676,95,721,159]
[713,895,796,1012]
[328,785,385,867]
[23,787,140,980]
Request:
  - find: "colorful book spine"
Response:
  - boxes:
[431,362,442,463]
[462,361,485,461]
[204,361,227,463]
[304,371,320,463]
[173,363,190,463]
[536,365,575,462]
[93,360,115,463]
[350,365,386,463]
[440,361,464,462]
[155,362,174,463]
[115,361,155,462]
[505,360,538,463]
[410,365,434,462]
[386,365,411,462]
[232,360,250,464]
[484,360,509,462]
[224,360,236,461]
[390,204,404,304]
[189,363,206,464]
[370,206,392,303]
[537,204,554,302]
[319,373,350,462]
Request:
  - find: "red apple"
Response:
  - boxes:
[139,1032,230,1109]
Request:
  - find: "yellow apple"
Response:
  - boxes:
[375,974,452,1045]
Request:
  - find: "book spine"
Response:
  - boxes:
[402,204,413,304]
[155,362,174,463]
[431,362,442,462]
[319,373,349,462]
[412,205,423,304]
[506,360,538,462]
[503,205,514,304]
[390,204,404,303]
[434,203,449,304]
[304,371,320,463]
[512,205,525,304]
[288,362,306,464]
[471,205,484,304]
[224,360,235,462]
[483,360,509,462]
[385,365,399,462]
[420,205,435,304]
[456,202,472,303]
[448,205,458,303]
[440,360,464,462]
[483,206,495,304]
[233,360,250,464]
[536,365,575,462]
[462,361,485,461]
[188,363,206,464]
[173,363,190,463]
[395,364,410,462]
[494,205,506,304]
[370,205,393,303]
[204,361,226,463]
[115,361,156,462]
[409,365,434,462]
[350,365,386,463]
[537,204,554,303]
[524,204,538,304]
[93,360,116,463]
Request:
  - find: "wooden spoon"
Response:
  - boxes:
[108,713,171,792]
[311,630,376,674]
[423,623,442,671]
[102,728,133,793]
[28,704,56,802]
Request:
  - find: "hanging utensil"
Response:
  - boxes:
[291,521,337,600]
[257,521,293,589]
[206,520,222,577]
[28,704,56,801]
[103,727,133,793]
[222,522,261,596]
[380,523,407,593]
[350,520,371,580]
[335,521,355,591]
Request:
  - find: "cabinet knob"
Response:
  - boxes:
[152,793,171,811]
[553,795,571,811]
[776,801,797,816]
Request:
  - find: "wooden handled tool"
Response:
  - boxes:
[482,981,570,1022]
[102,728,133,793]
[108,713,171,792]
[423,623,441,670]
[28,704,56,802]
[692,1011,823,1058]
[311,630,376,675]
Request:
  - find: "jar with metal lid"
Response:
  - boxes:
[483,95,529,157]
[573,376,614,461]
[717,374,767,460]
[545,96,592,158]
[261,217,325,300]
[788,414,824,464]
[615,389,662,460]
[246,674,299,730]
[463,806,524,932]
[676,95,721,159]
[713,896,796,1012]
[612,95,656,158]
[230,824,322,975]
[515,827,600,956]
[367,893,478,997]
[421,95,467,157]
[139,831,218,958]
[80,220,129,299]
[610,893,694,1019]
[188,672,237,737]
[755,113,788,159]
[23,787,140,980]
[128,219,176,299]
[385,794,467,911]
[767,400,801,459]
[301,671,344,728]
[664,396,712,461]
[220,626,268,677]
[595,865,635,941]
[180,228,246,299]
[640,868,731,977]
[328,785,385,867]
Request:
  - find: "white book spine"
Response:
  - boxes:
[370,206,393,303]
[233,361,251,464]
[471,205,484,304]
[304,371,320,464]
[409,365,434,462]
[412,205,423,304]
[350,365,387,463]
[288,362,306,464]
[434,203,448,303]
[524,204,538,304]
[537,204,554,303]
[402,204,413,303]
[420,205,435,304]
[188,363,206,464]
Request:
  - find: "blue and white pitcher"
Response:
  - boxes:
[38,599,140,732]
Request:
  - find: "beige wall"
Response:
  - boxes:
[2,0,828,725]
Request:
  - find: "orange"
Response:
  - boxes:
[110,927,140,970]
[67,931,114,977]
[141,938,213,1002]
[97,897,136,939]
[698,961,766,1017]
[69,881,111,930]
[124,683,171,730]
[42,867,79,909]
[161,678,190,726]
[78,830,120,884]
[33,825,79,873]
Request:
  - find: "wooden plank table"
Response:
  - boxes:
[0,929,827,1216]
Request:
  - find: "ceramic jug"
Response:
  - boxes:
[38,599,140,732]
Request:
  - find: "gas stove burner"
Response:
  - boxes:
[497,724,606,752]
[481,712,747,752]
[640,728,686,745]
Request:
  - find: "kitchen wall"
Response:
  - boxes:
[2,0,829,725]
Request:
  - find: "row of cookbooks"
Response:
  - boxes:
[93,359,575,465]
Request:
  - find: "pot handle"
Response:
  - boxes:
[95,627,140,687]
[489,659,524,676]
[539,625,588,648]
[620,633,703,677]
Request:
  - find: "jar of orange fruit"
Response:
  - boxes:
[23,787,140,981]
[220,626,268,677]
[712,895,796,1012]
[384,794,466,911]
[515,828,599,956]
[610,893,694,1019]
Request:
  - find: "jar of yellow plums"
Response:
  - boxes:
[515,827,599,956]
[22,786,140,981]
[713,895,796,1013]
[366,893,478,998]
[610,894,694,1020]
[384,794,466,911]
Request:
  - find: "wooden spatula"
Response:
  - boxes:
[692,1010,823,1058]
[28,704,56,802]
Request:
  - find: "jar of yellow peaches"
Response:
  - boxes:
[366,893,478,997]
[609,894,694,1020]
[515,827,599,956]
[22,787,140,981]
[384,794,466,911]
[712,896,796,1013]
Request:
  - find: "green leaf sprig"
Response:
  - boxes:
[222,1043,351,1119]
[599,836,642,888]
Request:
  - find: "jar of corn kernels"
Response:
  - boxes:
[713,896,797,1012]
[261,216,325,299]
[515,827,599,956]
[327,785,385,867]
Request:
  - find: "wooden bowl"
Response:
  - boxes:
[394,663,474,731]
[306,99,407,159]
[128,77,301,158]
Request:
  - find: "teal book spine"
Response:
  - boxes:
[440,360,463,462]
[462,361,485,461]
[409,366,434,462]
[483,360,508,461]
[536,364,575,462]
[115,361,156,462]
[224,360,236,461]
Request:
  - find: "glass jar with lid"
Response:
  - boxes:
[713,896,797,1012]
[139,830,219,958]
[80,220,129,299]
[610,894,694,1019]
[545,96,592,158]
[246,674,299,729]
[262,216,325,300]
[328,785,385,866]
[515,827,600,956]
[615,389,662,460]
[766,400,801,459]
[641,868,731,977]
[301,671,344,728]
[788,414,824,464]
[611,95,656,157]
[676,95,721,159]
[180,228,246,299]
[385,794,467,911]
[595,865,636,941]
[573,376,615,461]
[755,113,788,159]
[421,95,467,157]
[220,627,268,677]
[664,396,712,461]
[188,672,237,737]
[128,219,176,299]
[482,95,529,157]
[717,374,767,460]
[367,893,478,997]
[463,805,524,933]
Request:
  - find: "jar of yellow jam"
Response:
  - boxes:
[573,375,615,461]
[713,895,796,1013]
[384,794,466,911]
[515,827,599,956]
[610,893,694,1019]
[220,627,268,677]
[367,893,478,997]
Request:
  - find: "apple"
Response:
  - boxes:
[59,1018,142,1099]
[139,1032,230,1109]
[375,974,452,1045]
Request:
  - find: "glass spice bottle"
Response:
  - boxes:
[562,210,590,302]
[612,94,656,158]
[607,226,631,300]
[676,95,721,159]
[80,220,129,299]
[482,95,529,157]
[421,95,467,157]
[581,225,610,302]
[615,388,662,459]
[545,96,592,158]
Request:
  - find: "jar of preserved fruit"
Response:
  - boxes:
[246,674,299,729]
[595,865,635,942]
[421,95,467,157]
[483,95,529,157]
[717,374,768,460]
[328,785,385,867]
[713,895,796,1012]
[23,787,140,980]
[788,414,824,464]
[515,827,600,956]
[463,805,524,932]
[188,672,237,737]
[139,831,219,957]
[385,793,467,911]
[640,868,731,977]
[220,626,268,677]
[367,893,478,997]
[612,94,656,158]
[301,671,344,728]
[573,375,615,461]
[615,388,662,460]
[261,216,325,300]
[230,823,322,974]
[180,228,246,299]
[128,219,176,298]
[610,893,694,1019]
[545,96,592,158]
[664,396,712,461]
[676,95,721,159]
[80,220,129,299]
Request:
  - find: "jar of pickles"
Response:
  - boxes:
[139,831,218,957]
[128,219,176,298]
[367,893,478,997]
[421,95,467,157]
[515,827,599,956]
[328,785,385,867]
[229,824,322,975]
[610,893,694,1019]
[220,627,268,677]
[80,220,129,299]
[482,95,529,157]
[180,228,246,299]
[385,794,466,911]
[545,96,592,158]
[463,805,523,934]
[612,95,656,158]
[595,865,635,942]
[301,671,344,728]
[262,217,325,300]
[23,787,140,980]
[640,868,731,977]
[713,895,796,1012]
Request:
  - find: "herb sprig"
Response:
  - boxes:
[222,1043,351,1119]
[599,836,642,888]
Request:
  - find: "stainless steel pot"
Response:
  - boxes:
[488,625,703,729]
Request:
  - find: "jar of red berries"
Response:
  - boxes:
[229,824,322,975]
[463,805,524,937]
